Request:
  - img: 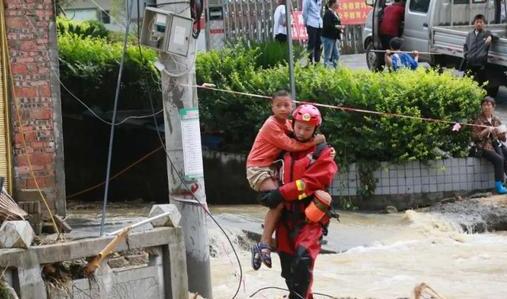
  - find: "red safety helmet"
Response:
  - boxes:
[292,104,322,127]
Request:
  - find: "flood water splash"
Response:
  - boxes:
[208,206,507,299]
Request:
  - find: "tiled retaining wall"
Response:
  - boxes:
[331,158,495,196]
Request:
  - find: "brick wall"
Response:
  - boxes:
[4,0,66,215]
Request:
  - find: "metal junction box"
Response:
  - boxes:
[141,7,193,57]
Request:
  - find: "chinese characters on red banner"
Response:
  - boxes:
[337,0,372,25]
[291,1,371,41]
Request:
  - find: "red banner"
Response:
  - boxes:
[291,11,308,42]
[337,0,372,25]
[290,4,370,41]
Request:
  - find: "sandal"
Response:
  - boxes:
[257,242,272,268]
[251,243,262,270]
[251,242,272,270]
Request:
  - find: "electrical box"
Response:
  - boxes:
[141,7,193,57]
[205,0,225,50]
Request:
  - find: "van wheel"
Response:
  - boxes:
[366,40,384,71]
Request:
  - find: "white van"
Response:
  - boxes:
[362,0,507,93]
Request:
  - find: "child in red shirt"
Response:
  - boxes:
[246,90,325,270]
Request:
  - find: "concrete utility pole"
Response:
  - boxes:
[157,1,212,298]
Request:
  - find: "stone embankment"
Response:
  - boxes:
[427,193,507,233]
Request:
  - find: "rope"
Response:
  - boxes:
[66,145,163,199]
[369,49,444,55]
[1,0,62,237]
[0,0,13,193]
[191,83,489,130]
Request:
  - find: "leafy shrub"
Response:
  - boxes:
[58,31,160,112]
[246,40,307,69]
[57,16,108,39]
[196,50,484,164]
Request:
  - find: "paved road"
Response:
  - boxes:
[340,53,507,121]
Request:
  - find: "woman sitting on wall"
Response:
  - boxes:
[472,96,507,194]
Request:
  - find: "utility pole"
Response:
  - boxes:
[156,1,212,298]
[285,0,296,98]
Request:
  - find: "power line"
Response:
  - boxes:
[59,80,163,126]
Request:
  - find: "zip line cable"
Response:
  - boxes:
[99,0,133,236]
[191,83,490,130]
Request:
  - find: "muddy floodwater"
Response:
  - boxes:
[208,205,507,299]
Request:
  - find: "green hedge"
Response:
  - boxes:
[57,21,484,165]
[57,18,160,112]
[196,48,484,164]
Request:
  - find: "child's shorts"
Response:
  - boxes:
[246,166,276,192]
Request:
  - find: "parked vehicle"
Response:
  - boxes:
[363,0,507,93]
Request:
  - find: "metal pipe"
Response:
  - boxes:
[286,0,296,99]
[100,0,133,236]
[107,210,175,235]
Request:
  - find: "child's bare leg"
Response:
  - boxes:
[258,177,278,192]
[251,177,281,269]
[258,177,279,245]
[261,202,283,245]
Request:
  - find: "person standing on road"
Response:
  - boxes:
[463,14,496,96]
[321,0,343,68]
[273,0,288,42]
[303,0,323,64]
[257,104,338,299]
[379,0,405,49]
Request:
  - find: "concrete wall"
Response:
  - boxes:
[331,158,494,196]
[203,151,496,208]
[5,0,66,215]
[203,150,257,204]
[0,227,188,299]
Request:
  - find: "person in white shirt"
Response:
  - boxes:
[303,0,323,63]
[273,0,287,42]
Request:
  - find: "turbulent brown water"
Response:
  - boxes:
[209,206,507,299]
[65,202,507,298]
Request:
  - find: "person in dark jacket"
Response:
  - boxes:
[463,14,494,93]
[321,0,343,68]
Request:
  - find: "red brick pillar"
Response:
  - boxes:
[4,0,66,216]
